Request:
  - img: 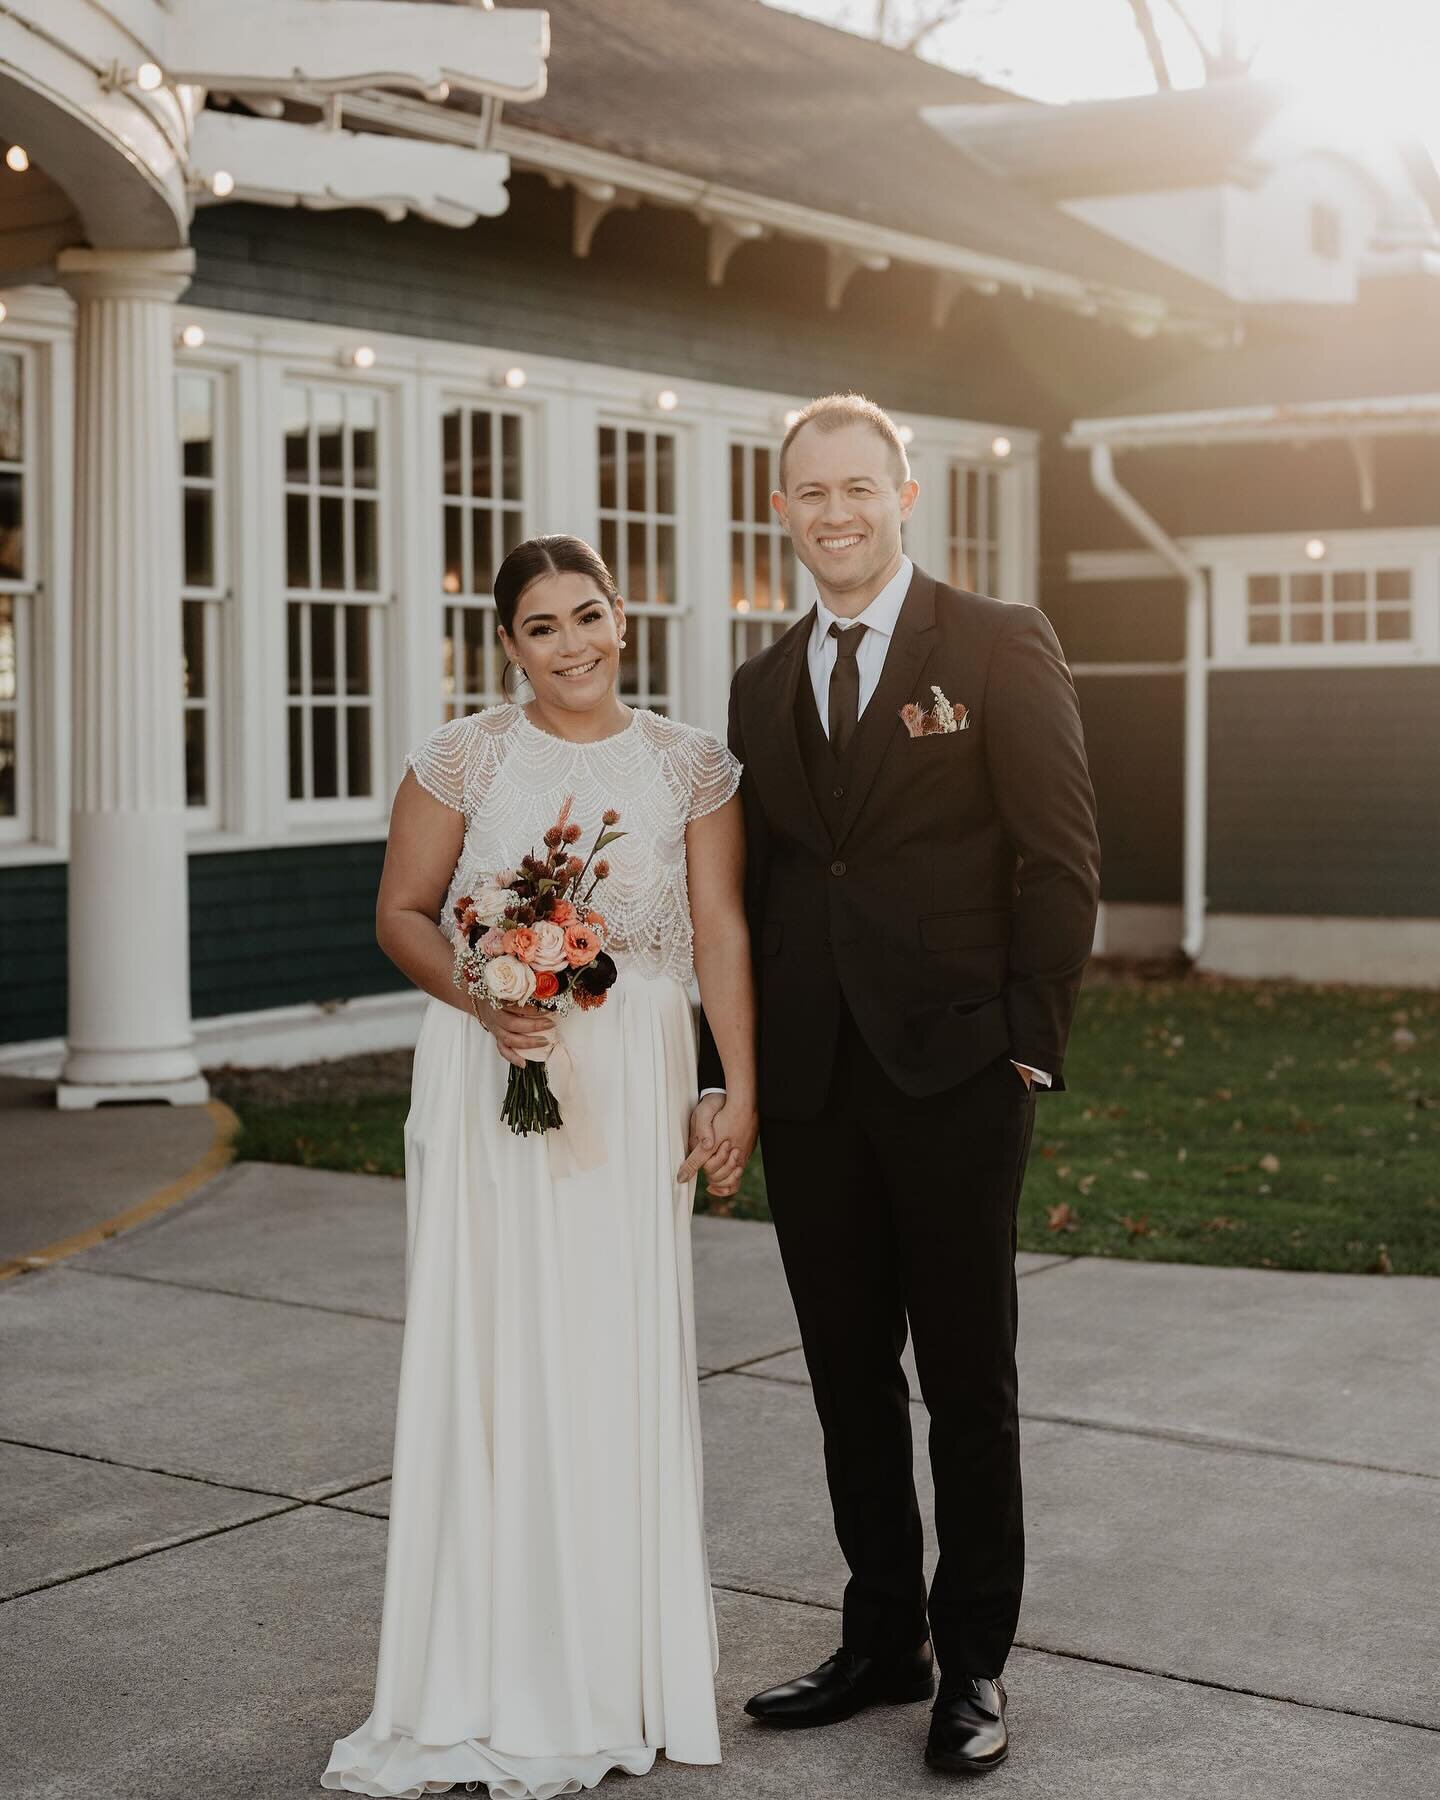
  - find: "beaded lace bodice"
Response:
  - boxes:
[404,702,742,986]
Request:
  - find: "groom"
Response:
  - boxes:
[694,394,1100,1774]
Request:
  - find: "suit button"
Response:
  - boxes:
[830,859,846,876]
[832,785,845,799]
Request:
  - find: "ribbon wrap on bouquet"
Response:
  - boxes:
[522,1031,608,1179]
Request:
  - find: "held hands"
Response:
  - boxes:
[469,993,556,1069]
[677,1092,758,1196]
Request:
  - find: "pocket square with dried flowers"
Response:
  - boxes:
[900,685,968,737]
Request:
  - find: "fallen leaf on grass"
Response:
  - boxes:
[1258,1153,1281,1174]
[1204,1216,1240,1232]
[1371,1245,1393,1275]
[1118,1213,1153,1239]
[1076,1173,1098,1196]
[1046,1201,1081,1233]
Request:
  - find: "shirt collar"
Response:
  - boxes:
[812,555,914,649]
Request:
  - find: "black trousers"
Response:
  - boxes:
[759,994,1036,1679]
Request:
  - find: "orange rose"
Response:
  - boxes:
[564,924,601,967]
[533,970,559,1000]
[503,926,537,963]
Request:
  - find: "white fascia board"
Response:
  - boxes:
[165,1,548,104]
[1067,392,1440,451]
[491,122,1208,336]
[191,112,511,226]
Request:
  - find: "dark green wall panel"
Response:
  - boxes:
[0,842,409,1046]
[1073,674,1184,906]
[1208,666,1440,917]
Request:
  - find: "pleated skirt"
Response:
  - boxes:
[322,960,720,1798]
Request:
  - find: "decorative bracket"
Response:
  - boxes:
[702,215,766,286]
[825,244,890,310]
[1349,433,1377,513]
[571,182,637,257]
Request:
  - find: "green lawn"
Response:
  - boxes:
[222,974,1440,1275]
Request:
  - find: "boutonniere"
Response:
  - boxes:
[900,685,969,737]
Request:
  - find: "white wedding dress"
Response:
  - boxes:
[322,701,740,1799]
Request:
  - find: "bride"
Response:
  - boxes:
[322,534,758,1798]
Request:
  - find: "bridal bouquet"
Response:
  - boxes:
[450,797,624,1137]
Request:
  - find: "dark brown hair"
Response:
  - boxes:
[778,392,910,491]
[493,534,619,635]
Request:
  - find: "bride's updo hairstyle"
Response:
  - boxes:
[493,534,620,635]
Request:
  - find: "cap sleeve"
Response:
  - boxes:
[680,726,742,824]
[403,715,471,813]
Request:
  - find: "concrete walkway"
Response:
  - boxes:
[1,1152,1437,1798]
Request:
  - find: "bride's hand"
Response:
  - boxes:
[678,1094,757,1195]
[468,994,556,1068]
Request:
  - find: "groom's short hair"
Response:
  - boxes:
[778,393,911,491]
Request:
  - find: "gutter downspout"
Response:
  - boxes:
[1087,443,1207,962]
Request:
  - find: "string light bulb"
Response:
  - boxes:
[0,302,7,325]
[179,324,206,350]
[1304,537,1327,561]
[896,425,915,446]
[501,367,527,390]
[350,345,377,370]
[136,62,164,92]
[210,170,235,198]
[6,146,29,173]
[991,436,1013,459]
[655,389,679,412]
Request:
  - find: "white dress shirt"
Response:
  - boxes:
[702,555,1050,1097]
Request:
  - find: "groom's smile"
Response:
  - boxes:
[772,417,920,615]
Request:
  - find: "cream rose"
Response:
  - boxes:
[470,884,513,926]
[526,920,570,972]
[482,954,536,1006]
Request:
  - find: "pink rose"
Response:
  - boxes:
[526,920,570,972]
[478,927,506,956]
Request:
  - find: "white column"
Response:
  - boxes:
[56,247,208,1109]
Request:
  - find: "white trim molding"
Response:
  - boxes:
[0,299,1039,867]
[1200,914,1440,987]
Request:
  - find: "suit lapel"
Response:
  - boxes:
[752,604,833,859]
[833,567,939,851]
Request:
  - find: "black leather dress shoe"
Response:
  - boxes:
[925,1676,1008,1773]
[744,1640,935,1728]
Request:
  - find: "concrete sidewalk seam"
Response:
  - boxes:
[0,1432,342,1507]
[0,1099,239,1284]
[715,1367,1440,1483]
[709,1583,1440,1735]
[60,1262,406,1327]
[1,1499,305,1606]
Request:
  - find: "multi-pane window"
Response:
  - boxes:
[0,348,30,837]
[179,373,225,820]
[1246,567,1413,648]
[441,403,524,717]
[948,460,1004,596]
[598,423,677,713]
[729,438,803,671]
[283,383,382,803]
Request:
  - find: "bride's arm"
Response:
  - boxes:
[375,772,553,1065]
[682,792,757,1193]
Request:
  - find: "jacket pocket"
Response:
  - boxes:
[919,908,1011,951]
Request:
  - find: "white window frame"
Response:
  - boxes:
[1207,531,1440,669]
[0,291,72,865]
[435,391,539,716]
[0,298,1038,864]
[178,364,233,832]
[276,372,394,825]
[596,411,684,714]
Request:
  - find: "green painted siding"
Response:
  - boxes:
[1074,674,1184,906]
[0,843,407,1045]
[1207,667,1440,917]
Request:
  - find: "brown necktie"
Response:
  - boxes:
[827,621,867,755]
